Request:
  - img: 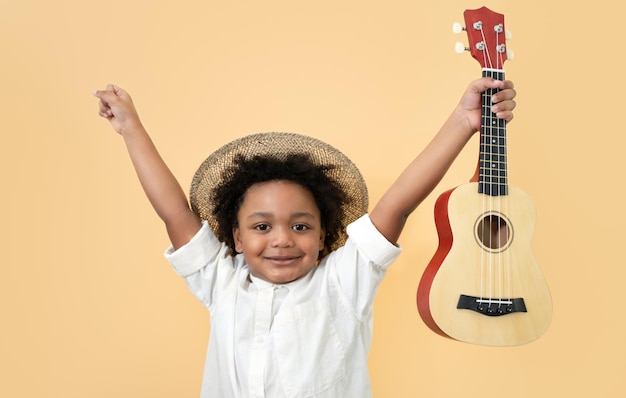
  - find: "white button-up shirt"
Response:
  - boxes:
[165,214,401,397]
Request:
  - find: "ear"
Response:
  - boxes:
[318,227,326,251]
[233,227,243,253]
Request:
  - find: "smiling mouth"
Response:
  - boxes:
[265,256,301,266]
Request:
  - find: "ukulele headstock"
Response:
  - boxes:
[455,7,511,70]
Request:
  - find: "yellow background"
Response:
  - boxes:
[1,0,624,396]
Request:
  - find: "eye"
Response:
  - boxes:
[292,224,310,232]
[254,224,270,231]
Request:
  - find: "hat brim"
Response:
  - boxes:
[190,132,368,250]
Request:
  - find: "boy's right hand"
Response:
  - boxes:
[93,84,142,135]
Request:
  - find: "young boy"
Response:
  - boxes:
[94,78,516,397]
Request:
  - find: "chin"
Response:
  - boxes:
[271,276,297,284]
[269,271,303,284]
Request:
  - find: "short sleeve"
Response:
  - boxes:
[164,220,225,277]
[345,214,402,268]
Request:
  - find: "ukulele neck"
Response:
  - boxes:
[477,68,508,196]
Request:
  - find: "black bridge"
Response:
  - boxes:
[457,294,527,316]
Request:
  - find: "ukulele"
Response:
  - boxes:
[416,7,552,346]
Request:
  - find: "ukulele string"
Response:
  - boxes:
[495,27,512,306]
[479,87,487,304]
[479,26,489,305]
[480,24,495,306]
[488,81,496,307]
[493,28,511,307]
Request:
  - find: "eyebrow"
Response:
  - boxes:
[246,211,317,221]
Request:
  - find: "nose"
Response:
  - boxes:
[270,226,294,248]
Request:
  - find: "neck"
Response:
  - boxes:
[475,68,508,196]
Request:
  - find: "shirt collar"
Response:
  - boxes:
[248,268,314,291]
[249,274,274,290]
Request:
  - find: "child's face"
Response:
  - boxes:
[233,180,325,284]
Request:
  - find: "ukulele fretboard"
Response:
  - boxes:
[478,68,508,196]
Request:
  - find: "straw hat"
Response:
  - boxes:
[189,132,368,250]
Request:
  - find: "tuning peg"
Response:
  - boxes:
[506,30,512,40]
[507,48,515,60]
[452,22,465,34]
[455,42,468,54]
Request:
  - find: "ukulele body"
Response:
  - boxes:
[417,183,552,346]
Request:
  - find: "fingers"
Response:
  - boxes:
[492,80,515,102]
[472,77,513,93]
[491,97,516,121]
[106,83,128,99]
[98,104,113,119]
[93,84,128,119]
[488,79,516,122]
[93,85,119,103]
[491,99,515,121]
[94,94,113,119]
[493,107,515,122]
[93,87,112,116]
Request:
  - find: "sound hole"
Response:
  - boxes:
[475,213,512,251]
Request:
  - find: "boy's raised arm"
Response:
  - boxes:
[369,78,516,245]
[93,84,202,249]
